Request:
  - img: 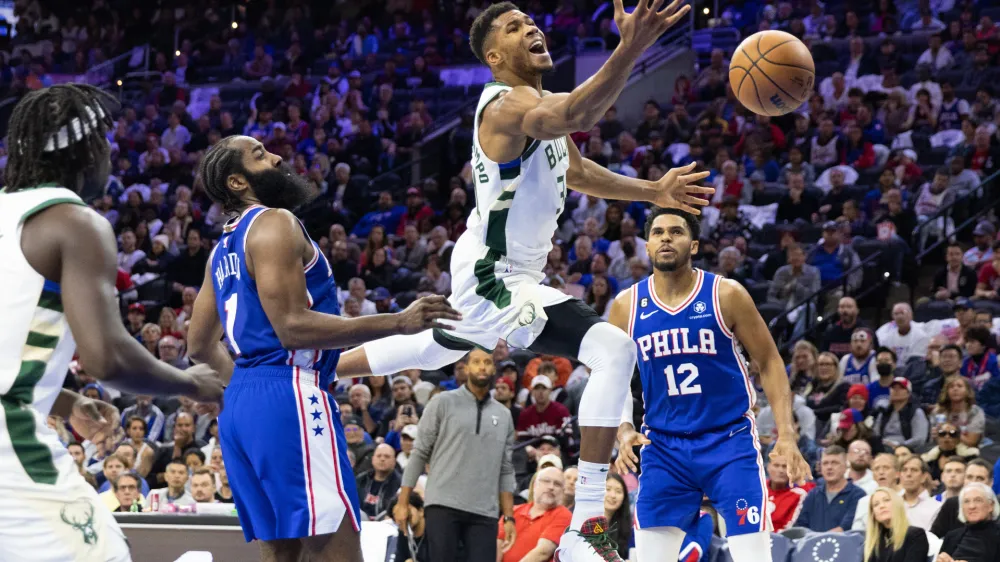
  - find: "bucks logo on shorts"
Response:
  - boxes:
[61,499,98,545]
[517,302,537,327]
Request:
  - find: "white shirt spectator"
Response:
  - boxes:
[607,237,648,266]
[823,88,850,112]
[904,491,942,530]
[138,147,170,173]
[117,249,146,274]
[571,195,608,231]
[917,46,955,71]
[847,468,878,495]
[161,124,191,151]
[876,322,931,362]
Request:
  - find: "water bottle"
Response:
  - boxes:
[129,500,140,513]
[150,492,160,513]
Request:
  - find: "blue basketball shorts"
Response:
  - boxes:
[634,414,771,537]
[218,366,362,542]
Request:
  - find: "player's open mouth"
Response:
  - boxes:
[657,248,675,256]
[529,40,546,54]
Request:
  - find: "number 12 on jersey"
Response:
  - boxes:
[664,363,702,396]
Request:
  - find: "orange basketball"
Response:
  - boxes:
[728,30,815,116]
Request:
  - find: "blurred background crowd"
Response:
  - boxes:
[4,0,1000,560]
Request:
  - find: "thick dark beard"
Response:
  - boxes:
[468,373,495,388]
[849,462,868,473]
[245,163,317,211]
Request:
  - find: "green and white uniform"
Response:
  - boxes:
[441,82,574,350]
[0,186,130,561]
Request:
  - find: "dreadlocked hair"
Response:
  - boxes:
[198,136,246,214]
[5,83,118,191]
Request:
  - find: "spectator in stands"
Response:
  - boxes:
[190,468,217,504]
[932,375,987,447]
[965,128,1000,177]
[840,328,878,385]
[840,122,876,170]
[811,222,863,302]
[937,483,1000,562]
[964,222,996,269]
[938,82,968,132]
[898,457,941,530]
[878,303,930,363]
[391,491,429,562]
[852,452,902,531]
[148,412,206,489]
[937,459,968,502]
[110,472,145,513]
[923,420,980,483]
[931,459,995,539]
[595,473,632,560]
[935,242,979,300]
[121,395,165,443]
[517,374,572,440]
[394,348,515,562]
[147,460,195,510]
[974,242,1000,302]
[776,172,820,224]
[344,416,374,475]
[768,453,813,532]
[356,443,402,519]
[797,445,867,532]
[868,348,900,411]
[769,243,821,332]
[498,466,572,562]
[848,439,878,494]
[822,297,867,357]
[874,378,929,452]
[863,487,930,562]
[694,48,727,100]
[919,33,955,72]
[962,326,1000,390]
[805,351,850,435]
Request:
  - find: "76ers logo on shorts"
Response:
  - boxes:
[735,498,760,526]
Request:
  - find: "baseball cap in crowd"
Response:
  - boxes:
[851,328,871,342]
[846,384,869,403]
[392,375,413,387]
[348,70,361,78]
[901,148,917,161]
[531,375,553,389]
[495,374,515,391]
[272,122,287,132]
[538,435,560,449]
[152,234,170,248]
[972,221,996,237]
[372,287,392,301]
[412,381,436,405]
[343,415,364,429]
[954,297,974,311]
[837,408,865,430]
[497,360,518,373]
[401,424,418,440]
[537,454,563,470]
[128,303,145,313]
[822,220,839,231]
[749,170,766,183]
[406,186,422,197]
[889,377,911,392]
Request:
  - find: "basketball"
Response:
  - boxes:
[729,30,815,116]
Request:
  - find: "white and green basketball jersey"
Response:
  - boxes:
[467,82,571,270]
[0,185,83,486]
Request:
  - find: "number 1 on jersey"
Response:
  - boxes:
[664,363,702,396]
[224,293,242,355]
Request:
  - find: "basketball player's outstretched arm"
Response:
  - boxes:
[20,204,224,401]
[187,263,235,384]
[245,209,462,350]
[483,0,690,142]
[718,278,812,485]
[564,132,714,214]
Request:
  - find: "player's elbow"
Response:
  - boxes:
[271,312,312,350]
[187,339,214,365]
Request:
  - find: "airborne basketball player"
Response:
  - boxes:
[335,2,711,560]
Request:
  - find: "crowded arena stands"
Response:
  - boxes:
[5,0,1000,560]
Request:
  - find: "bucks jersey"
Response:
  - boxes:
[467,81,571,270]
[0,186,82,483]
[628,270,755,436]
[211,205,341,387]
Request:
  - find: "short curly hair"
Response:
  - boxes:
[470,2,518,65]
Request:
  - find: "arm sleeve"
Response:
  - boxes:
[851,496,867,531]
[402,397,441,488]
[839,490,864,530]
[500,415,516,494]
[903,408,929,448]
[795,493,811,529]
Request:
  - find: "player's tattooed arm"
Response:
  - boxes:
[188,260,235,384]
[718,279,812,484]
[564,132,714,214]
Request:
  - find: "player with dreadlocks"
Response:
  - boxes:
[0,84,223,561]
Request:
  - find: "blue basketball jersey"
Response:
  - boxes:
[210,205,341,387]
[628,269,755,436]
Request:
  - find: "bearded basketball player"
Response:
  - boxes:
[613,208,812,561]
[335,2,712,560]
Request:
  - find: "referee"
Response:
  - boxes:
[393,348,517,561]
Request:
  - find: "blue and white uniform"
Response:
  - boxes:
[627,269,769,537]
[212,204,361,542]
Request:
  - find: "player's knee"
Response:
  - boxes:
[581,322,636,373]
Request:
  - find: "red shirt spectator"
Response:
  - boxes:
[767,455,816,531]
[497,467,572,562]
[976,250,1000,299]
[396,187,434,236]
[517,377,572,439]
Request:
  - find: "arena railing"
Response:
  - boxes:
[911,169,1000,265]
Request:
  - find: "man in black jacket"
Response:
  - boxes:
[934,243,978,300]
[356,443,402,519]
[821,296,869,357]
[931,459,994,538]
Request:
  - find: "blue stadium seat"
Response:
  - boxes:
[914,300,956,322]
[792,532,863,562]
[770,532,793,562]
